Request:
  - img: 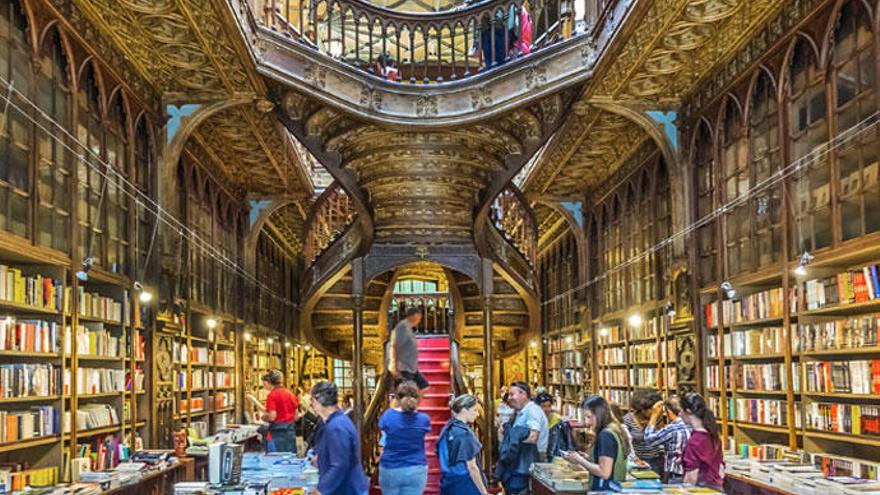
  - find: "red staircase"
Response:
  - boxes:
[370,336,451,495]
[418,336,452,495]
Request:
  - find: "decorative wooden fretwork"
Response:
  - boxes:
[304,183,356,266]
[490,186,537,265]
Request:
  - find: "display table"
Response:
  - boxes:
[724,473,793,495]
[531,475,583,495]
[98,461,190,495]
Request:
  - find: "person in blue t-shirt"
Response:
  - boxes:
[310,381,369,495]
[436,394,489,495]
[378,381,431,495]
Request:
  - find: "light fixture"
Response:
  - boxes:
[664,301,676,318]
[720,281,736,300]
[243,331,252,341]
[206,318,217,329]
[304,343,312,351]
[628,314,642,327]
[793,251,814,277]
[267,338,274,345]
[284,341,291,348]
[76,257,94,281]
[599,327,610,338]
[530,340,537,348]
[565,336,574,345]
[133,282,152,304]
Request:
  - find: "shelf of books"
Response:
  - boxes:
[797,259,880,465]
[544,330,588,419]
[0,259,69,488]
[702,283,799,451]
[243,330,285,415]
[594,311,676,413]
[173,312,239,439]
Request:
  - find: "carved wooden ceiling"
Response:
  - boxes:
[524,0,786,201]
[68,0,314,199]
[265,205,307,258]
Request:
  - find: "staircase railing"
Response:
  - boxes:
[304,182,357,268]
[362,366,392,472]
[489,185,537,266]
[253,0,620,83]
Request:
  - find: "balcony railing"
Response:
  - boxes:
[490,185,537,265]
[255,0,617,83]
[389,292,452,334]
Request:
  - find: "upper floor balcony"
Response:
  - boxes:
[256,0,617,83]
[235,0,637,124]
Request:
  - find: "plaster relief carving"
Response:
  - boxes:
[415,95,438,117]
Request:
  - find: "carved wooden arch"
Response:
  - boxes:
[36,21,77,88]
[588,100,678,183]
[742,64,778,125]
[533,199,586,285]
[77,57,108,118]
[820,0,877,71]
[779,32,823,94]
[159,97,257,193]
[371,263,469,348]
[713,93,746,158]
[106,85,135,146]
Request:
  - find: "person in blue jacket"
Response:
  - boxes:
[436,394,489,495]
[309,381,369,495]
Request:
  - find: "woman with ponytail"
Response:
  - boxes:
[378,381,431,495]
[679,393,724,488]
[562,395,631,491]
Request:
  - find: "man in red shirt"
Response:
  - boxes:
[249,369,298,453]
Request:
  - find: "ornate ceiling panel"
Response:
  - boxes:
[590,0,784,102]
[195,105,308,195]
[266,204,307,256]
[534,204,562,241]
[71,0,255,95]
[70,0,313,199]
[524,0,787,207]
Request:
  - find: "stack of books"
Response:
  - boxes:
[804,264,880,310]
[806,402,880,436]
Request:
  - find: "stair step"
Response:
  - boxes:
[416,337,451,350]
[419,350,451,360]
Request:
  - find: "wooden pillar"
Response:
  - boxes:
[481,258,495,470]
[352,258,365,433]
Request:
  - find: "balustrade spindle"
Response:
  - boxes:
[310,0,318,42]
[450,25,456,79]
[409,30,416,83]
[355,18,361,67]
[435,28,442,82]
[395,28,402,81]
[326,4,332,54]
[463,22,471,76]
[369,21,374,72]
[298,0,304,37]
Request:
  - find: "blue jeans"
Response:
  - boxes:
[379,464,428,495]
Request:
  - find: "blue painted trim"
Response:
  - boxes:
[560,201,584,228]
[646,110,678,152]
[166,104,201,144]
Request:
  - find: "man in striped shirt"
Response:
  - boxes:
[644,396,692,482]
[622,389,666,477]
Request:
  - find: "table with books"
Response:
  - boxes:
[530,458,723,495]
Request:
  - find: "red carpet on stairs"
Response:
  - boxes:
[417,336,452,495]
[371,336,451,495]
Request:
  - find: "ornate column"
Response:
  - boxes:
[352,258,365,433]
[481,258,495,469]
